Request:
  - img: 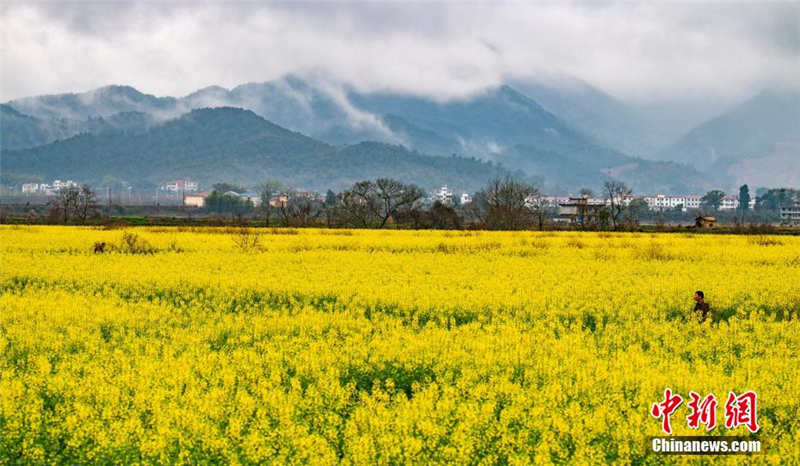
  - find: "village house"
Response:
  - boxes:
[643,194,688,211]
[780,201,800,226]
[432,185,453,205]
[643,195,671,211]
[684,195,702,210]
[665,196,687,211]
[20,180,75,196]
[555,196,605,225]
[269,193,290,207]
[541,195,571,207]
[293,191,318,199]
[238,192,262,206]
[53,180,77,190]
[460,192,472,204]
[640,194,705,212]
[720,195,740,211]
[21,183,39,194]
[695,216,716,229]
[161,179,199,192]
[184,192,209,207]
[265,191,318,207]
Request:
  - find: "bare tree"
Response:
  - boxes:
[628,199,649,225]
[339,178,424,228]
[428,201,462,229]
[396,191,426,228]
[75,184,99,225]
[528,195,556,231]
[339,185,377,228]
[322,190,343,228]
[573,187,595,229]
[372,178,424,228]
[279,192,324,227]
[256,180,284,226]
[603,181,634,230]
[466,176,539,230]
[52,185,80,223]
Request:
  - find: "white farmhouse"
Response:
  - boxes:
[780,201,800,226]
[642,194,701,212]
[238,192,262,206]
[21,183,39,194]
[720,196,740,211]
[432,185,453,205]
[53,180,77,190]
[162,179,199,192]
[684,195,702,210]
[184,192,209,207]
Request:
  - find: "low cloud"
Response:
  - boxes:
[1,2,798,103]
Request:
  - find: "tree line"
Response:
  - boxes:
[198,177,642,231]
[38,178,799,229]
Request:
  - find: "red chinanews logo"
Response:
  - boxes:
[651,389,759,435]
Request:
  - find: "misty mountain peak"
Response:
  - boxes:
[2,78,719,192]
[92,84,146,98]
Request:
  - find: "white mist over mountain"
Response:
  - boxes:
[2,2,797,107]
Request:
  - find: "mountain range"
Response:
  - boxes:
[2,75,796,193]
[0,104,159,151]
[1,107,506,192]
[509,78,669,158]
[657,88,800,188]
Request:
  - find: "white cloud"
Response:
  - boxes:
[1,2,798,103]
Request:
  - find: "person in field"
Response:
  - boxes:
[693,291,711,323]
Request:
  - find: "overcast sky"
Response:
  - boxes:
[1,1,798,103]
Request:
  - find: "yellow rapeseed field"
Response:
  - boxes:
[1,226,799,464]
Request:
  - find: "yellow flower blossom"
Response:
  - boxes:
[1,226,799,464]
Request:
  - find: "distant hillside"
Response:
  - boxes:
[349,85,707,193]
[1,104,82,150]
[6,85,179,120]
[4,78,709,192]
[0,104,158,150]
[1,107,505,192]
[657,88,800,188]
[511,78,667,158]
